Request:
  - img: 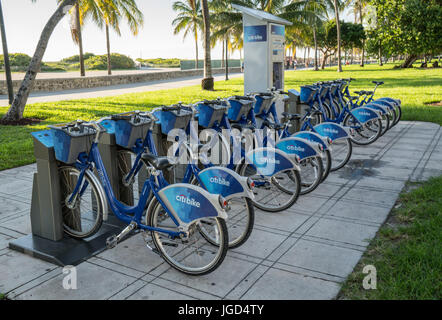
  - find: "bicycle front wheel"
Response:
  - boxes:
[147,199,228,276]
[59,166,104,239]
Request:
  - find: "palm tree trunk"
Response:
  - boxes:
[201,0,213,90]
[221,40,224,68]
[0,0,14,104]
[333,0,342,72]
[194,26,198,69]
[378,41,383,66]
[313,27,318,71]
[359,2,365,67]
[225,38,229,80]
[2,0,76,121]
[75,3,85,77]
[106,23,111,75]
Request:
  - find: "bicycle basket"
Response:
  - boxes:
[196,102,229,128]
[50,123,95,164]
[227,98,254,122]
[158,108,193,135]
[253,95,273,115]
[113,111,152,149]
[300,86,316,104]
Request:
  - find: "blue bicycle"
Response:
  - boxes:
[107,107,255,249]
[50,118,230,275]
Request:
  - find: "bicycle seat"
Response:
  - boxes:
[254,92,273,97]
[354,91,365,95]
[232,95,254,101]
[141,153,175,170]
[365,91,374,95]
[262,120,284,130]
[372,81,384,85]
[282,112,301,120]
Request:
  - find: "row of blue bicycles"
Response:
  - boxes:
[48,78,401,275]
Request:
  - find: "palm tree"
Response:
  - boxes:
[2,0,77,122]
[172,0,202,70]
[81,0,144,75]
[60,0,86,76]
[201,0,213,90]
[331,0,342,72]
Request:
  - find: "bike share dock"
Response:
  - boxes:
[1,121,441,299]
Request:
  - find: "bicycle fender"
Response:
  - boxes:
[364,103,388,115]
[376,97,401,106]
[158,184,228,225]
[291,131,329,151]
[245,147,300,177]
[198,166,254,200]
[313,122,350,141]
[370,100,395,111]
[276,137,320,161]
[350,107,380,124]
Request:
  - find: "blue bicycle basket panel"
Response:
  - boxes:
[276,138,317,160]
[314,122,349,141]
[99,119,115,134]
[50,125,95,164]
[300,86,316,103]
[363,103,387,114]
[350,107,379,124]
[160,185,219,224]
[227,99,253,122]
[198,167,244,198]
[291,132,328,151]
[245,148,295,177]
[156,109,193,135]
[196,103,228,128]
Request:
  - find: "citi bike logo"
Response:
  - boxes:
[176,194,201,208]
[257,157,280,165]
[210,176,230,187]
[287,145,305,152]
[323,128,339,134]
[359,111,372,117]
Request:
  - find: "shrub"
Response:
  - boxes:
[61,52,95,64]
[85,53,135,70]
[0,53,32,68]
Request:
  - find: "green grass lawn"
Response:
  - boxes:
[338,176,442,300]
[0,63,441,171]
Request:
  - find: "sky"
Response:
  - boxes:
[0,0,353,62]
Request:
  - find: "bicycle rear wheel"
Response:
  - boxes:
[344,114,383,145]
[59,166,104,239]
[192,178,255,249]
[329,138,352,172]
[299,156,324,195]
[147,199,228,275]
[238,163,301,212]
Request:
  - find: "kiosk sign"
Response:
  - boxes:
[244,25,267,42]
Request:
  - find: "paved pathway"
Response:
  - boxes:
[0,68,181,80]
[0,73,243,106]
[0,121,440,300]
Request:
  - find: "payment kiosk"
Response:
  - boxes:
[232,4,292,94]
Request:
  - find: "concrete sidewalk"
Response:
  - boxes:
[0,73,243,106]
[0,121,440,300]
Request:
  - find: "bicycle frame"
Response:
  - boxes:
[70,141,182,238]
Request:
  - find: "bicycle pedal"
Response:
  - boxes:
[106,235,118,249]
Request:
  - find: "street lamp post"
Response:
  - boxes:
[0,0,14,104]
